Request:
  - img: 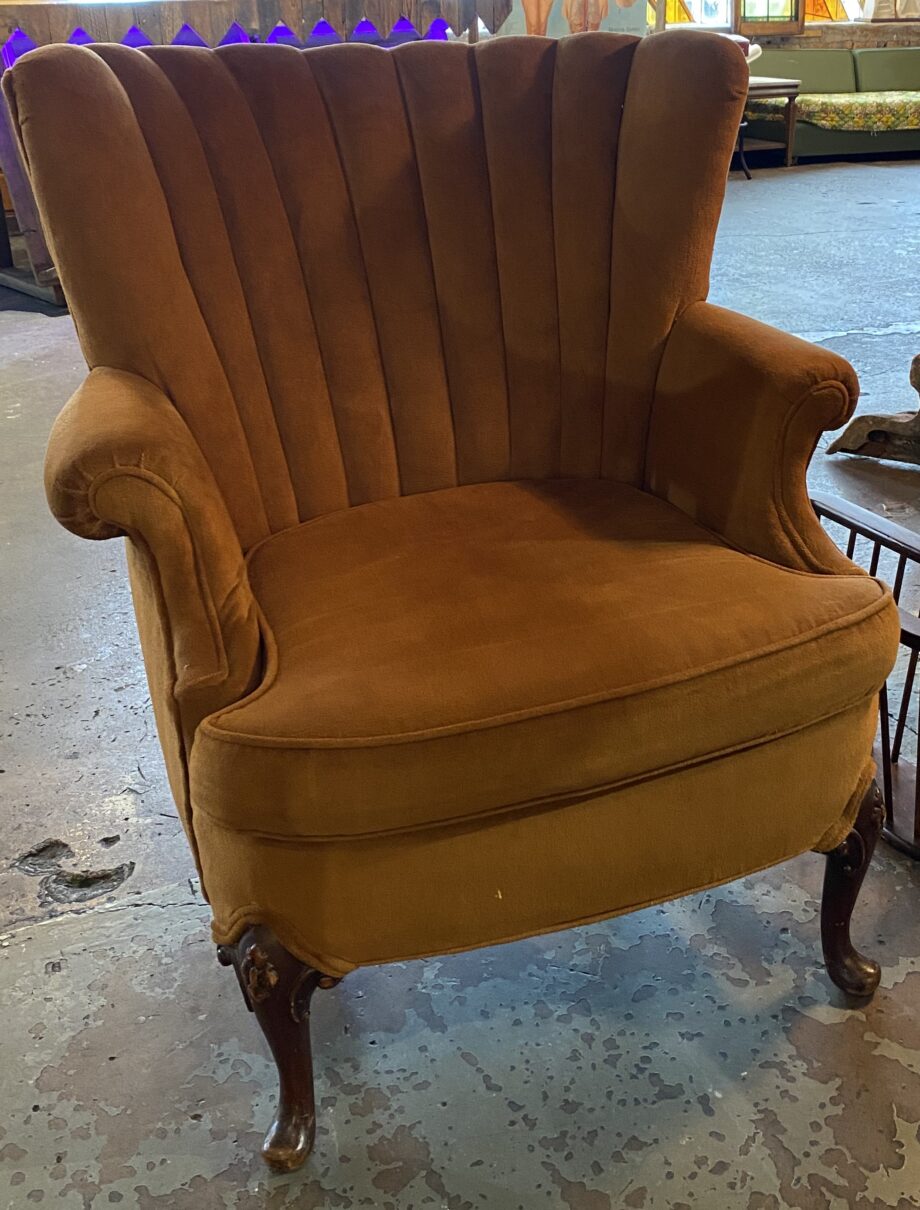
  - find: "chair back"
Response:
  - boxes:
[6,32,747,549]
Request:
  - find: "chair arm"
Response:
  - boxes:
[45,367,260,702]
[646,301,859,572]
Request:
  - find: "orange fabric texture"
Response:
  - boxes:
[202,704,880,976]
[10,32,899,975]
[194,480,893,839]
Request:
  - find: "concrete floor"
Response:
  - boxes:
[1,159,920,1209]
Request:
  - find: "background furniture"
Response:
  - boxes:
[11,31,899,1171]
[745,46,920,158]
[0,90,62,302]
[746,73,800,165]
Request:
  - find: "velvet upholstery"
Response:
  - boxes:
[10,32,899,976]
[195,480,891,839]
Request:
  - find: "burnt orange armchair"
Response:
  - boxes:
[7,30,899,1171]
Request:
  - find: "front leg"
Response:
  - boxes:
[217,925,339,1171]
[821,782,885,998]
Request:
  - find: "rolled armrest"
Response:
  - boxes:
[646,302,859,572]
[45,367,260,700]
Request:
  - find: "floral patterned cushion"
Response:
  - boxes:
[745,91,920,132]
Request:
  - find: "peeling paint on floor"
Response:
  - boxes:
[2,852,920,1209]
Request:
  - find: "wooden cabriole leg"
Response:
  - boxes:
[217,925,340,1172]
[821,781,885,999]
[215,788,883,1169]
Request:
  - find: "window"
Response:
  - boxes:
[734,0,804,35]
[648,0,732,26]
[804,0,857,20]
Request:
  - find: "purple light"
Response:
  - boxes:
[172,22,208,46]
[266,22,302,46]
[386,16,420,44]
[122,25,154,48]
[67,26,94,45]
[423,18,449,39]
[351,18,381,42]
[219,21,253,45]
[2,28,38,70]
[306,19,342,46]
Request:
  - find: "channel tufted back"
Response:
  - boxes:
[6,32,747,551]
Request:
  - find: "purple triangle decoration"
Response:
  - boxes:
[172,22,208,46]
[266,22,302,46]
[350,18,382,43]
[122,25,154,48]
[219,21,253,45]
[386,16,420,44]
[67,26,95,45]
[306,19,342,46]
[423,17,450,39]
[2,28,38,70]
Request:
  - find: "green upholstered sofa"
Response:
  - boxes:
[745,46,920,158]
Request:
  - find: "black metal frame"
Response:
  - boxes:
[812,490,920,860]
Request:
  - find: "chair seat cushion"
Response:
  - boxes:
[192,479,894,840]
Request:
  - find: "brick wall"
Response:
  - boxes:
[757,20,920,47]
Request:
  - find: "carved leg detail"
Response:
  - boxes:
[821,782,885,999]
[217,925,339,1171]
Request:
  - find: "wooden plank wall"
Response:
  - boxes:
[0,0,508,42]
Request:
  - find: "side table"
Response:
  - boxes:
[746,75,801,169]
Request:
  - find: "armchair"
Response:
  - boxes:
[7,30,899,1171]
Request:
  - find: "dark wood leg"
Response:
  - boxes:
[821,782,884,998]
[736,122,752,181]
[784,95,797,167]
[217,925,340,1171]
